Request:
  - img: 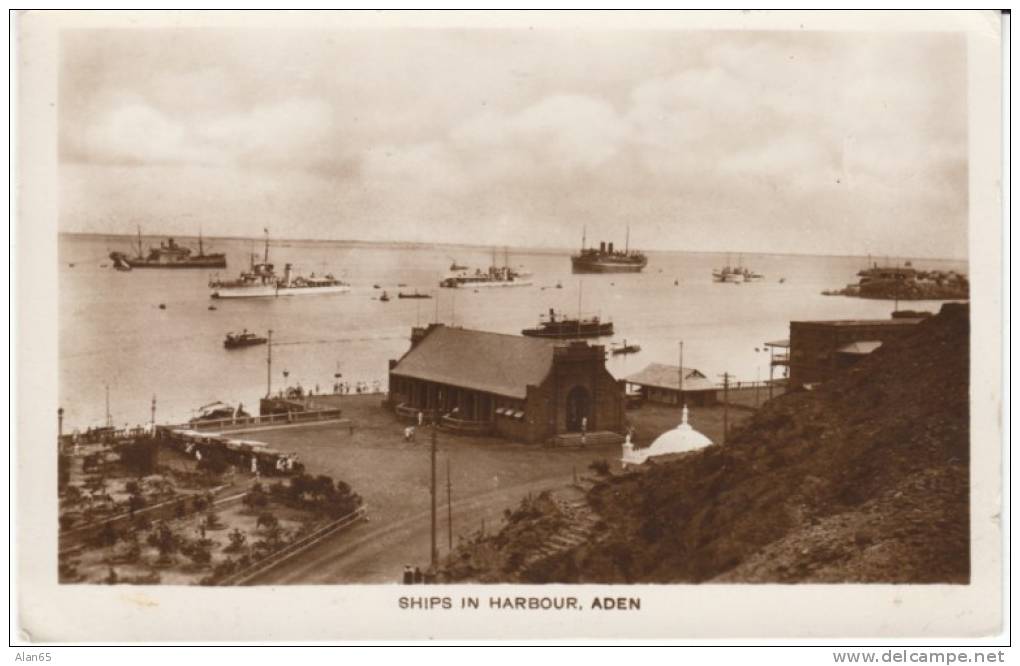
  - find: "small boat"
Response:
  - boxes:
[224,329,267,349]
[373,284,381,289]
[190,401,249,424]
[449,258,468,272]
[397,283,408,287]
[521,308,613,338]
[68,263,75,268]
[208,305,217,311]
[398,291,432,299]
[555,282,563,289]
[158,303,167,310]
[380,291,391,302]
[610,340,641,355]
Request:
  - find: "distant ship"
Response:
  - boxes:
[439,248,532,288]
[713,255,763,283]
[109,227,226,269]
[521,308,614,338]
[570,226,647,273]
[448,258,469,271]
[223,329,267,349]
[208,230,350,299]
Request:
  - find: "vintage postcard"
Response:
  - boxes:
[13,10,1004,642]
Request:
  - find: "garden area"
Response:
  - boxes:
[58,434,362,585]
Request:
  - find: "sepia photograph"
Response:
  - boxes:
[13,9,1005,643]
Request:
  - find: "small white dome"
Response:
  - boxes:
[622,406,713,466]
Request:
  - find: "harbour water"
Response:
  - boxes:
[59,233,966,430]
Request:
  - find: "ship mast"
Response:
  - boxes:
[137,225,143,258]
[198,226,204,256]
[263,228,270,265]
[582,225,586,251]
[625,223,629,255]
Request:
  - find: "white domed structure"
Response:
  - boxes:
[621,406,714,468]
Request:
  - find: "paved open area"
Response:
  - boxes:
[241,394,752,583]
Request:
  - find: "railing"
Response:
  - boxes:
[440,414,493,435]
[217,505,369,586]
[173,408,343,432]
[394,403,423,421]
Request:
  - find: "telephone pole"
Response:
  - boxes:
[430,410,439,570]
[678,341,684,408]
[266,329,273,398]
[446,457,453,552]
[719,372,731,444]
[105,384,112,428]
[150,395,157,429]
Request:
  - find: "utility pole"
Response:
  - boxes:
[430,410,439,570]
[678,341,684,408]
[446,457,453,552]
[150,395,156,429]
[58,407,64,439]
[105,384,112,428]
[266,329,273,398]
[720,372,731,444]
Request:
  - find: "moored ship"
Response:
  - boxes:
[110,227,227,269]
[570,226,647,273]
[521,308,614,338]
[223,329,268,349]
[208,230,350,299]
[439,249,532,288]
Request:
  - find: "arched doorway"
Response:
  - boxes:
[565,386,591,432]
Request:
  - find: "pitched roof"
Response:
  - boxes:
[390,325,558,399]
[624,363,717,392]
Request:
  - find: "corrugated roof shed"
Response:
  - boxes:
[390,325,558,399]
[624,363,717,392]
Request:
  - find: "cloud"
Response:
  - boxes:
[58,28,969,258]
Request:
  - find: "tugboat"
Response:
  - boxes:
[209,229,351,299]
[610,339,642,355]
[570,225,647,273]
[223,329,268,349]
[398,290,432,299]
[109,226,226,269]
[521,308,614,338]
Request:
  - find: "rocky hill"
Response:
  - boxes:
[446,303,970,584]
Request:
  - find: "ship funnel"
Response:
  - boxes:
[608,242,614,253]
[600,241,606,253]
[284,263,293,287]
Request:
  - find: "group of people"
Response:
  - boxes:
[331,380,383,395]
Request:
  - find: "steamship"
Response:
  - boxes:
[570,226,647,273]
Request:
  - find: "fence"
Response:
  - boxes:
[171,408,343,432]
[217,505,369,586]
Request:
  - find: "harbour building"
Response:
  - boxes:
[772,316,925,387]
[387,324,626,443]
[623,363,718,407]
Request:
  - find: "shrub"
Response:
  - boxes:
[588,459,611,476]
[256,512,279,531]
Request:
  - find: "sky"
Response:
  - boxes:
[58,28,969,258]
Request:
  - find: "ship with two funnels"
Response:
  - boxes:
[208,230,351,299]
[570,225,647,273]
